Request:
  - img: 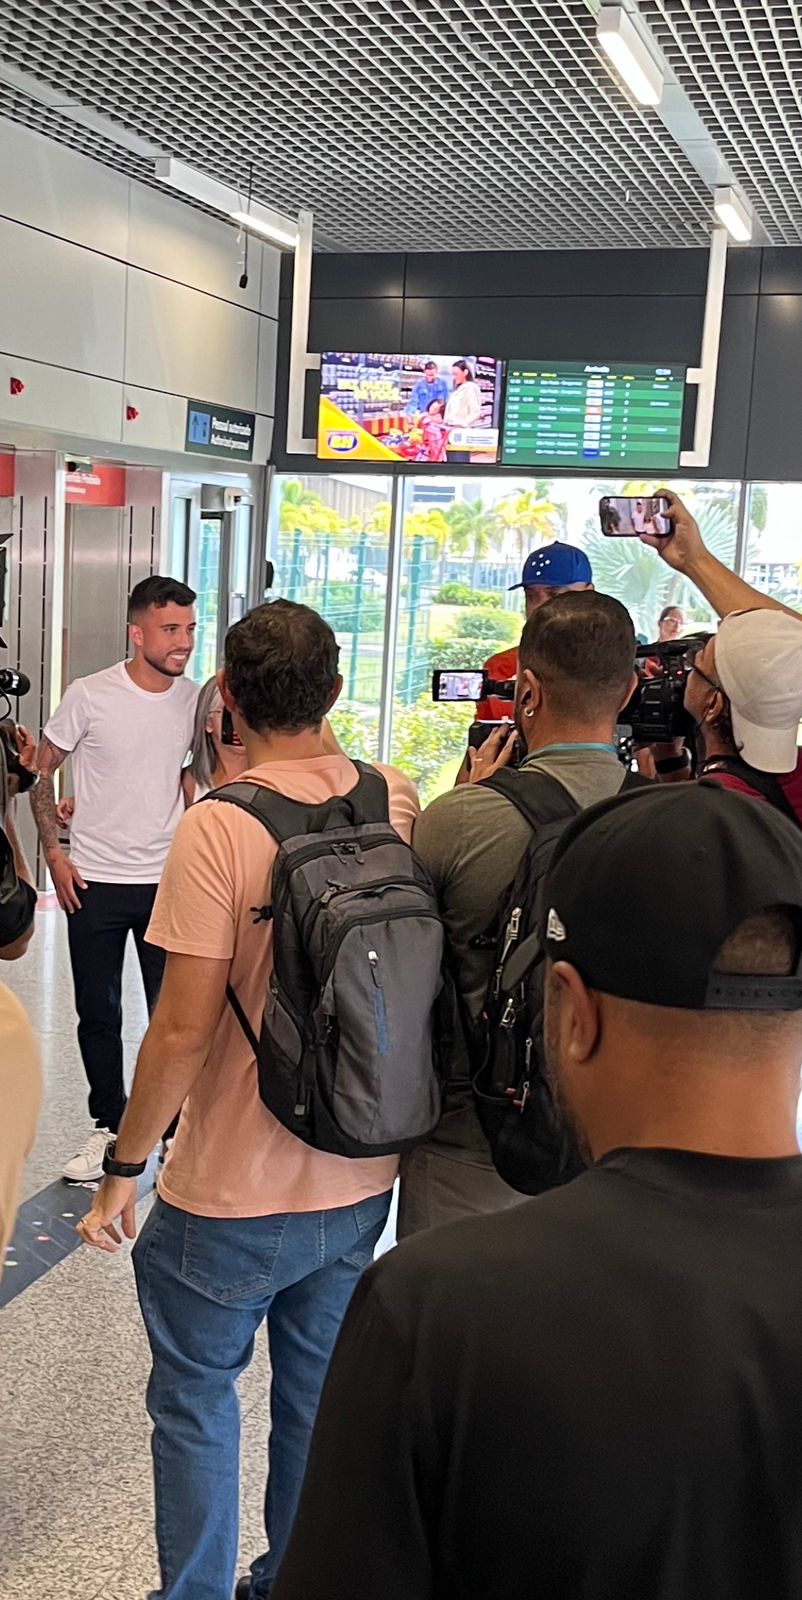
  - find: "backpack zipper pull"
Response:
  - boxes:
[321,881,347,906]
[512,1040,533,1112]
[494,908,523,998]
[513,1079,530,1113]
[500,997,515,1029]
[498,906,522,967]
[368,949,382,986]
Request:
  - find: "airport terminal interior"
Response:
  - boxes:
[4,3,802,1598]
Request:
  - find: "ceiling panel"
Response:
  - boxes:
[0,0,797,249]
[640,0,802,245]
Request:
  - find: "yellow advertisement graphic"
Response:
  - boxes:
[318,397,402,461]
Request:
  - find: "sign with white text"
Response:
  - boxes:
[185,401,255,461]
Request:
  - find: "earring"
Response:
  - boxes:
[524,707,535,718]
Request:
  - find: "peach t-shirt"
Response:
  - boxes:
[148,755,419,1219]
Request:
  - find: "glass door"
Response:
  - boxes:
[188,512,223,684]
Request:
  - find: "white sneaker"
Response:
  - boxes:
[62,1127,113,1183]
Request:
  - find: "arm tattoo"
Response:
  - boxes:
[29,736,68,859]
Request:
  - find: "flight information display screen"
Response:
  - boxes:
[501,361,686,471]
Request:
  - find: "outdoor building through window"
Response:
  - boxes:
[268,473,745,802]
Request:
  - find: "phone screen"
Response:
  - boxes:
[599,496,671,538]
[221,707,236,745]
[431,669,485,703]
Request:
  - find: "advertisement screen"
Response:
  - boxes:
[502,361,686,472]
[318,354,502,464]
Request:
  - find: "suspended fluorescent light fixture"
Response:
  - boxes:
[713,186,753,243]
[229,210,298,249]
[154,158,299,250]
[596,6,664,107]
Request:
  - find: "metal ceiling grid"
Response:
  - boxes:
[0,0,714,249]
[641,0,802,244]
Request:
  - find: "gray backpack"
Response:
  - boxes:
[209,764,445,1158]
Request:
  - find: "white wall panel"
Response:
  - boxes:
[128,185,264,313]
[125,272,260,411]
[0,218,126,378]
[253,413,274,463]
[0,119,280,456]
[0,120,130,259]
[256,317,279,417]
[0,354,123,442]
[260,247,282,319]
[121,386,189,455]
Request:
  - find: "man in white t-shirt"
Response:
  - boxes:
[31,575,198,1180]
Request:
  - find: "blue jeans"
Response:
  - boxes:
[133,1192,391,1600]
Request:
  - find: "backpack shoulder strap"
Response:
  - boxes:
[700,758,801,828]
[480,767,581,831]
[346,762,391,824]
[205,762,390,845]
[205,781,302,846]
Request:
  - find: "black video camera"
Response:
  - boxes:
[0,665,35,793]
[619,634,710,747]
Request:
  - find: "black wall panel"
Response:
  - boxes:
[400,293,703,361]
[746,295,802,479]
[758,248,802,295]
[272,246,794,480]
[705,293,759,481]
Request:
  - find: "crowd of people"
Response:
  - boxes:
[3,490,802,1599]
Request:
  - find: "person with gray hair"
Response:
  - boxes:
[182,676,247,805]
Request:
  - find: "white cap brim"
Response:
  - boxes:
[730,705,800,773]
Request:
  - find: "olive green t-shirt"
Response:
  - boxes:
[413,747,627,1080]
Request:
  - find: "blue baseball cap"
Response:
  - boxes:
[509,542,593,591]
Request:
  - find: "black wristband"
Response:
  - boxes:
[655,752,691,775]
[102,1139,147,1179]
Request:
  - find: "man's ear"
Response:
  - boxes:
[551,961,601,1065]
[128,621,143,652]
[619,670,638,712]
[519,667,543,716]
[705,687,726,728]
[325,674,343,715]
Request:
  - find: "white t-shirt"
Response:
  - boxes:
[45,663,198,884]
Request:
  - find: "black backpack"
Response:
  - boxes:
[209,764,445,1159]
[470,766,649,1195]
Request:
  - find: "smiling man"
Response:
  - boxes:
[31,575,198,1181]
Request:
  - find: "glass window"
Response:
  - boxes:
[388,476,743,802]
[267,474,392,757]
[744,484,802,607]
[168,496,190,583]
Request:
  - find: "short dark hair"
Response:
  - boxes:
[424,359,437,370]
[128,575,196,621]
[659,604,683,623]
[519,590,635,719]
[716,909,799,977]
[225,599,340,733]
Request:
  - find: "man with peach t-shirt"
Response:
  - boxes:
[79,600,419,1600]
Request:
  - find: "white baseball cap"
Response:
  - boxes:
[714,609,802,773]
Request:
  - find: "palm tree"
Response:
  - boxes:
[584,500,739,638]
[444,500,503,589]
[495,484,561,567]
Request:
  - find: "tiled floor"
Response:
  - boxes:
[1,907,273,1600]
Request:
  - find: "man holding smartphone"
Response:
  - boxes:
[641,490,802,822]
[31,575,198,1182]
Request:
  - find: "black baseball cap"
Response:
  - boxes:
[541,784,802,1011]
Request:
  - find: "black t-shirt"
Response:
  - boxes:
[0,829,35,950]
[272,1149,802,1600]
